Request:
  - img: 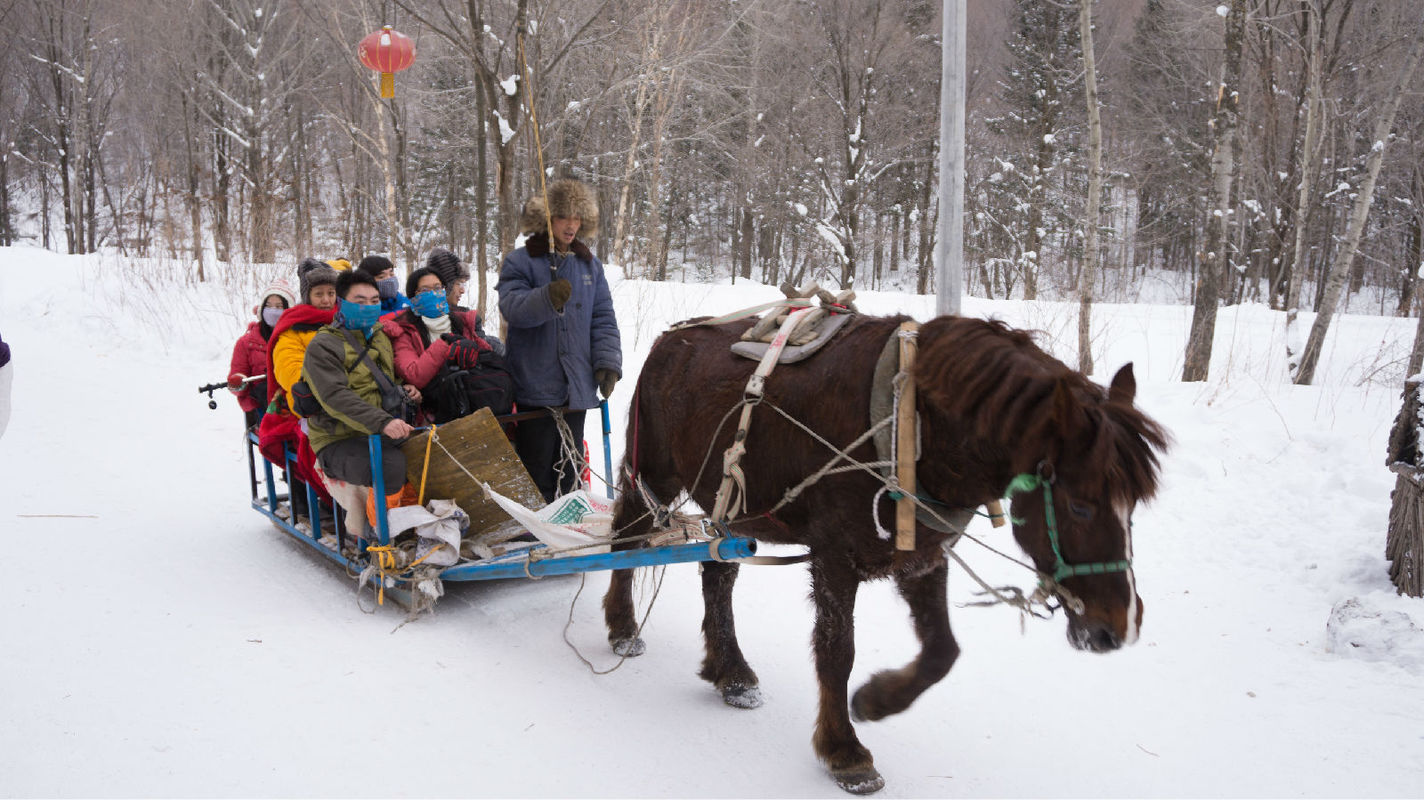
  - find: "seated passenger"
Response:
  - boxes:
[257,259,339,518]
[268,260,339,416]
[227,279,296,430]
[426,248,504,356]
[303,270,421,541]
[355,255,410,315]
[385,267,512,425]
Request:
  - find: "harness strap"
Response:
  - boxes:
[711,307,816,523]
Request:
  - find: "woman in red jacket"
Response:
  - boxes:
[383,266,499,424]
[227,280,297,430]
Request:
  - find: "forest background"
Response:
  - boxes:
[4,0,1423,380]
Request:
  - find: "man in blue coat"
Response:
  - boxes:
[497,178,622,502]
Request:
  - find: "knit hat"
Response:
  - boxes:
[426,248,469,289]
[297,258,340,304]
[256,278,297,309]
[326,258,352,272]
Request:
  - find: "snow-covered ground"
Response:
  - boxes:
[3,245,1423,798]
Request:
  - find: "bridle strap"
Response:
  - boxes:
[1005,469,1132,583]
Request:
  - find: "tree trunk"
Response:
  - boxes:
[917,146,935,296]
[1401,174,1421,317]
[0,151,11,246]
[1285,3,1325,372]
[1077,0,1102,375]
[475,68,490,319]
[1183,0,1245,382]
[1294,36,1422,385]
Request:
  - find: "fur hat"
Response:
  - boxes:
[519,178,599,239]
[426,248,469,288]
[257,278,297,309]
[297,258,339,304]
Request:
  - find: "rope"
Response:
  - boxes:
[418,427,435,505]
[561,566,668,675]
[358,541,450,608]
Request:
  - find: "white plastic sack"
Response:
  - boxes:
[386,498,468,567]
[479,484,613,554]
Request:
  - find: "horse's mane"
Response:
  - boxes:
[915,317,1169,504]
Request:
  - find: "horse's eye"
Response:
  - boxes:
[1067,500,1094,521]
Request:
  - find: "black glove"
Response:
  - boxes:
[548,278,572,312]
[595,368,619,399]
[440,332,459,344]
[447,338,484,370]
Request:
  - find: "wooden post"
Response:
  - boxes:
[895,323,919,551]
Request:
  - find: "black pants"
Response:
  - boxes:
[316,435,408,491]
[515,409,586,503]
[243,406,264,431]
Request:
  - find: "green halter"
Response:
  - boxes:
[1005,470,1132,583]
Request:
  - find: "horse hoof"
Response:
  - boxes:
[611,636,646,657]
[720,683,764,709]
[832,766,885,795]
[849,687,886,722]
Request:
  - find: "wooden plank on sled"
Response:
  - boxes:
[399,408,545,536]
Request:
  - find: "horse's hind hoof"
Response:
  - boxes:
[611,636,646,657]
[720,683,764,709]
[832,766,885,795]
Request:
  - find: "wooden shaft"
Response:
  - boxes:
[895,324,918,551]
[986,499,1007,528]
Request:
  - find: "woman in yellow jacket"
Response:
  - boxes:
[258,259,340,522]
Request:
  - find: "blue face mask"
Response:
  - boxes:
[411,288,449,319]
[339,298,383,334]
[376,276,400,301]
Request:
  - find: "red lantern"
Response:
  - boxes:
[358,26,415,99]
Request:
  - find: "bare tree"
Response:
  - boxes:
[1293,31,1422,385]
[1183,0,1245,383]
[1077,0,1103,375]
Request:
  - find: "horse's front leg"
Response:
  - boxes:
[698,560,762,708]
[602,479,654,657]
[851,559,959,721]
[809,555,884,795]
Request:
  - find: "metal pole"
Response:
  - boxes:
[934,0,966,317]
[369,434,391,546]
[600,400,614,500]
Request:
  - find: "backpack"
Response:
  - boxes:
[423,349,515,424]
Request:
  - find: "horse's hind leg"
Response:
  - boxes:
[809,556,884,795]
[699,560,762,708]
[851,560,959,722]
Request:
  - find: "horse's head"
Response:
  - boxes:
[1005,364,1168,652]
[914,318,1169,654]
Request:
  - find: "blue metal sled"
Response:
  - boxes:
[245,402,758,603]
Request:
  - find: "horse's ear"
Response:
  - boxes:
[1052,377,1088,438]
[1108,363,1137,405]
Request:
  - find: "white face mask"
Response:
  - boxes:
[262,307,285,326]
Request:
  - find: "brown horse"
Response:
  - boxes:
[602,314,1169,794]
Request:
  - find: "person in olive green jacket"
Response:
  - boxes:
[303,271,422,536]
